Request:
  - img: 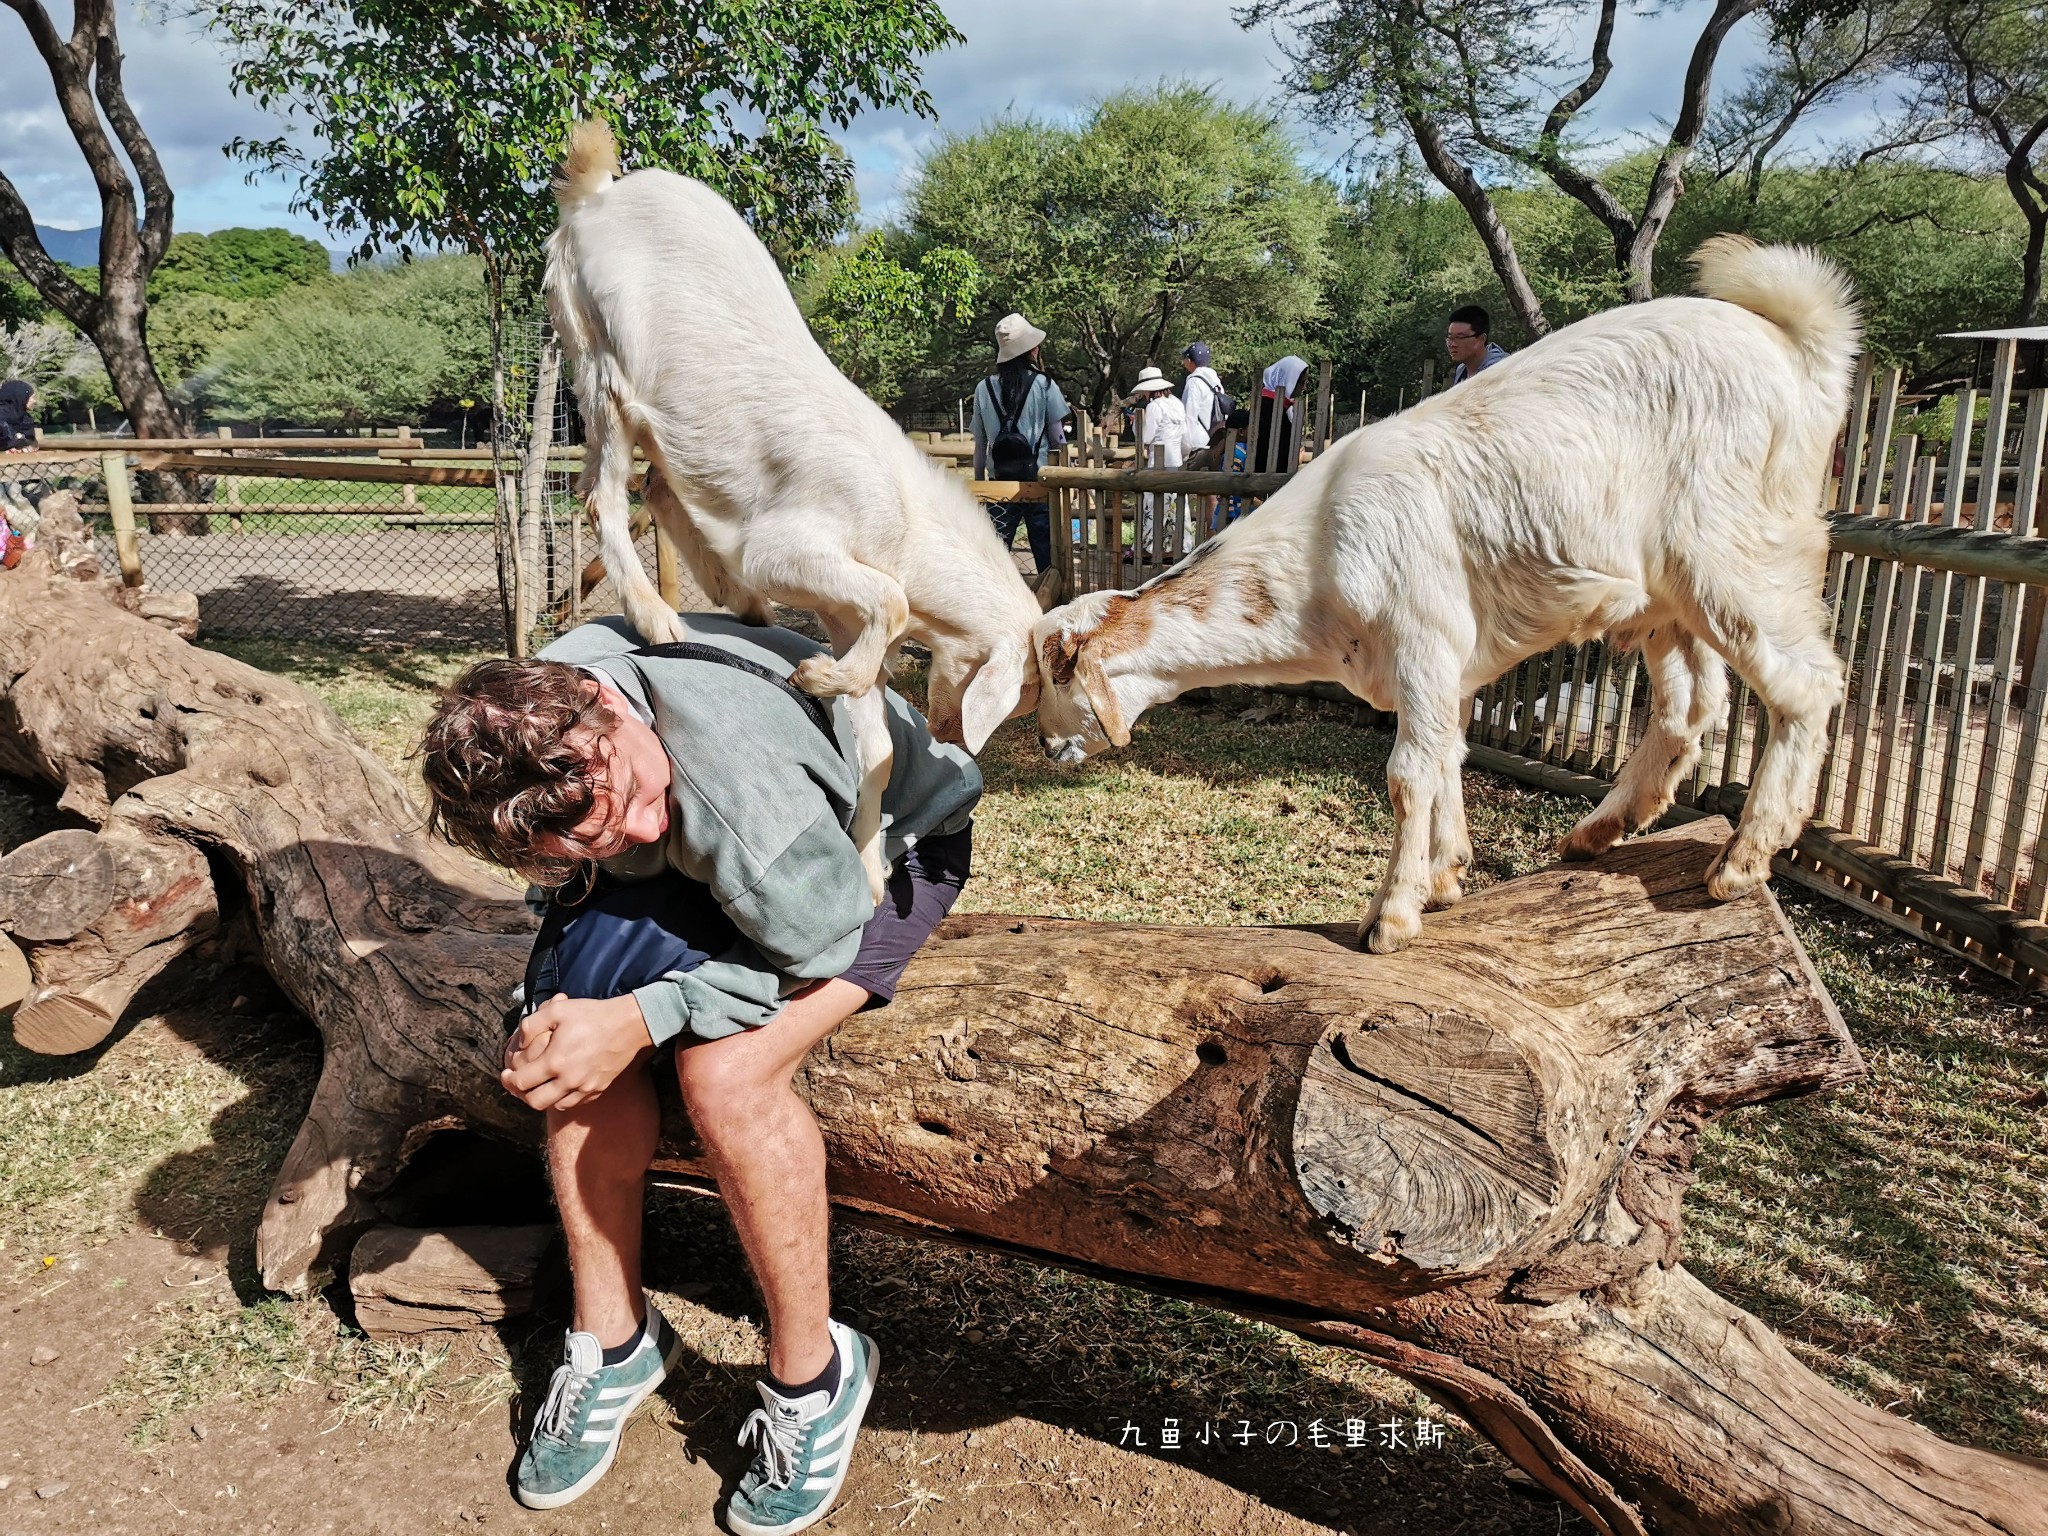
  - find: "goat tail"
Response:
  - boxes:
[554,118,620,209]
[1692,234,1862,385]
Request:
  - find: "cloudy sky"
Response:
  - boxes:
[2,0,1842,246]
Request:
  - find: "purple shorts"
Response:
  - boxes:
[522,825,972,1039]
[838,826,973,1006]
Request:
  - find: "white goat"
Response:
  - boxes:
[1033,236,1857,953]
[544,120,1043,898]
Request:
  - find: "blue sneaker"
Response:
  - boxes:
[725,1319,879,1536]
[514,1306,683,1509]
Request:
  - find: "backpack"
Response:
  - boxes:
[985,373,1042,482]
[1187,367,1231,433]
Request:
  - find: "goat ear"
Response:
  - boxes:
[958,635,1033,754]
[1075,649,1131,748]
[1040,625,1083,687]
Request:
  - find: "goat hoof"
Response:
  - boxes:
[1425,870,1465,911]
[1558,816,1623,862]
[1359,912,1418,955]
[1704,846,1767,902]
[790,655,853,697]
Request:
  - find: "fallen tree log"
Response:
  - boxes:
[0,500,2042,1534]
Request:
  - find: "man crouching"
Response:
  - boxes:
[417,612,981,1535]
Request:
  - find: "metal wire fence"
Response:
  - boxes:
[14,429,656,651]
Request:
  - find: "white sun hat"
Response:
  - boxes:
[994,313,1048,364]
[1129,365,1173,395]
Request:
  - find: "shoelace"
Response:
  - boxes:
[736,1404,806,1491]
[534,1361,595,1444]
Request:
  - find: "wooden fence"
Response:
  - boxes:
[1049,342,2048,984]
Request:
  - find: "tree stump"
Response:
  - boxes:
[0,501,2042,1535]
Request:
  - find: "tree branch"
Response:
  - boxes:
[1539,0,1617,144]
[0,168,97,330]
[1406,107,1550,336]
[91,13,175,275]
[1630,0,1767,296]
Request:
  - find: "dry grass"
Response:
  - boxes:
[2,633,2042,1468]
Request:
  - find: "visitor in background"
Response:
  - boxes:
[1130,365,1188,560]
[1253,355,1307,474]
[0,380,41,562]
[0,380,36,453]
[970,313,1068,575]
[1179,344,1227,468]
[1447,306,1509,384]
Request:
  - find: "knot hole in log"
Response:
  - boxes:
[1295,1006,1559,1273]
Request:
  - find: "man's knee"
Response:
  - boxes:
[675,1038,781,1135]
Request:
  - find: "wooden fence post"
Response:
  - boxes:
[216,425,244,533]
[100,452,143,588]
[397,425,417,517]
[1312,358,1334,457]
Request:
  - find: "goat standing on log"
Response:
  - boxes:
[544,120,1043,900]
[1034,237,1858,954]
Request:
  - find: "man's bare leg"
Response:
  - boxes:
[548,1043,659,1348]
[675,977,868,1385]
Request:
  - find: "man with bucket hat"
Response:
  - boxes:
[969,313,1069,575]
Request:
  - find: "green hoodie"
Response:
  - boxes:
[537,615,982,1044]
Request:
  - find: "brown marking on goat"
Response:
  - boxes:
[1082,593,1156,662]
[1240,573,1278,625]
[1143,562,1221,622]
[1042,628,1081,686]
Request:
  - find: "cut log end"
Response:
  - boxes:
[0,829,117,942]
[0,933,30,1014]
[14,992,117,1055]
[348,1224,560,1339]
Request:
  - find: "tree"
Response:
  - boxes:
[202,0,964,347]
[1705,0,1924,210]
[206,305,448,428]
[806,233,984,407]
[907,84,1337,415]
[150,227,331,300]
[1887,0,2048,320]
[1,0,186,438]
[1243,0,1775,334]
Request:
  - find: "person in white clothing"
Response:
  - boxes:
[1178,343,1226,465]
[1130,365,1188,560]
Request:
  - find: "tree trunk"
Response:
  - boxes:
[516,331,562,645]
[1,501,2043,1534]
[1407,111,1551,338]
[0,0,198,522]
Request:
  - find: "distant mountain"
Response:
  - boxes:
[28,223,348,272]
[34,224,101,266]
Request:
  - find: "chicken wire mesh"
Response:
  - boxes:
[12,315,664,649]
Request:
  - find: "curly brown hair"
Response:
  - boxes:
[416,658,620,886]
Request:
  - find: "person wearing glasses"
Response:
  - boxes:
[1446,306,1509,384]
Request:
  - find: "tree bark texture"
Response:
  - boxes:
[349,1224,560,1337]
[0,504,2042,1534]
[0,0,190,454]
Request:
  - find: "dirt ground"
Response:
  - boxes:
[2,972,1573,1536]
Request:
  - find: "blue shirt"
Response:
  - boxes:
[971,371,1070,473]
[1451,341,1509,384]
